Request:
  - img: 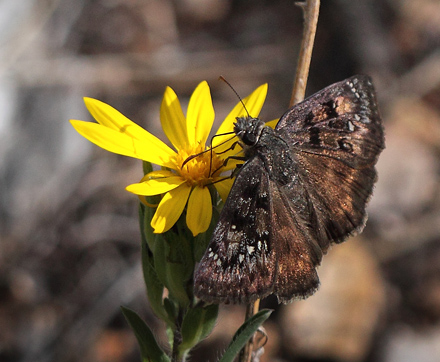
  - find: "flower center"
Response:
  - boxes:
[175,144,225,187]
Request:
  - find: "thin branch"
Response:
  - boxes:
[290,0,321,106]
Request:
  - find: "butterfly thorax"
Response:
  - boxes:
[234,116,287,161]
[235,117,295,187]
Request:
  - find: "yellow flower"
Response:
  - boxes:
[70,81,267,236]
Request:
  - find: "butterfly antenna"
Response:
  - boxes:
[218,76,250,117]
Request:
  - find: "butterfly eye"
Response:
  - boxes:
[242,131,258,145]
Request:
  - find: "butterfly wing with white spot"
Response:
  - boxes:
[276,75,384,251]
[194,157,276,304]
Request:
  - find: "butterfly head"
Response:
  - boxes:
[234,116,265,146]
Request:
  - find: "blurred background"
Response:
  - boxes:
[1,0,440,361]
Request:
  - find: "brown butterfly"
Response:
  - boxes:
[194,75,385,304]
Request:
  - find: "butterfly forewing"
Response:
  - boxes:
[276,75,384,248]
[194,157,277,304]
[276,75,383,168]
[194,75,384,304]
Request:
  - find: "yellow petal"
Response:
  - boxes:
[160,86,188,150]
[70,120,176,168]
[84,97,143,135]
[186,81,215,145]
[214,177,235,203]
[186,186,212,236]
[151,184,192,233]
[213,83,268,150]
[126,176,186,196]
[266,118,279,129]
[82,98,176,163]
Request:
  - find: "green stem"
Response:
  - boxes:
[172,308,184,362]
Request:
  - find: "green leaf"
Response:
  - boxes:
[163,298,178,325]
[121,306,170,362]
[140,224,172,326]
[197,304,219,342]
[139,162,161,252]
[163,298,177,347]
[179,304,219,354]
[151,233,168,288]
[165,324,174,351]
[152,214,194,308]
[163,231,192,307]
[140,195,161,252]
[218,309,273,362]
[153,234,190,307]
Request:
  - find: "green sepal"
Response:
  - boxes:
[218,309,273,362]
[142,160,153,176]
[121,306,170,362]
[179,304,219,354]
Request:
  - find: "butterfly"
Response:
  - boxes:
[194,75,385,304]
